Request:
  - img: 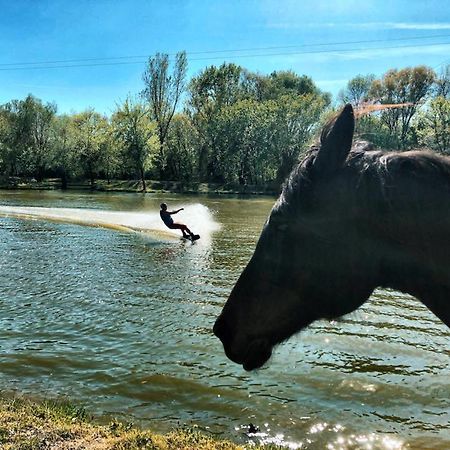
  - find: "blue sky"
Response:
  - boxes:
[1,0,449,115]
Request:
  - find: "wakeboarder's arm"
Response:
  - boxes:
[169,208,184,215]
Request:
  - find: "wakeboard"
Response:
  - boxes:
[181,234,200,242]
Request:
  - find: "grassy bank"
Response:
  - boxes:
[0,396,280,450]
[0,177,279,196]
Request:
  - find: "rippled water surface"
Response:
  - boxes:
[0,190,448,449]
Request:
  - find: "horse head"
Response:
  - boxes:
[213,104,380,370]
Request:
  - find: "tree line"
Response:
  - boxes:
[0,52,449,190]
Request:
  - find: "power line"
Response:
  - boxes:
[189,41,450,62]
[434,58,450,70]
[1,33,450,68]
[1,40,449,73]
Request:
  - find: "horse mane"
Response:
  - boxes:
[278,138,374,206]
[373,149,450,179]
[279,102,450,214]
[279,139,450,215]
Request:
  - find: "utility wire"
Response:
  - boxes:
[0,40,449,72]
[1,33,450,68]
[434,57,450,70]
[190,41,450,61]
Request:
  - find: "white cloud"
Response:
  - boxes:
[362,22,450,30]
[267,21,450,31]
[267,21,338,30]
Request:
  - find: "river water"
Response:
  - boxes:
[0,190,448,449]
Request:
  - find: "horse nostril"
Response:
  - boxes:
[213,316,230,343]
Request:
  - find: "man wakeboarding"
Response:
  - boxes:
[159,203,200,241]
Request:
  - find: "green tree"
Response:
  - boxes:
[70,109,110,187]
[112,98,158,191]
[213,99,278,185]
[98,123,120,184]
[51,114,77,188]
[435,65,450,98]
[142,51,187,178]
[164,113,198,182]
[0,95,56,179]
[209,93,327,186]
[369,66,436,148]
[418,96,450,154]
[354,113,393,149]
[338,74,375,107]
[0,105,16,175]
[252,70,330,103]
[188,65,330,183]
[187,63,248,179]
[273,93,328,182]
[188,63,247,114]
[27,97,57,180]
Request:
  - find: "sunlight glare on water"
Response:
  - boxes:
[241,421,406,449]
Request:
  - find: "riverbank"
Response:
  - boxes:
[0,396,274,450]
[0,177,279,196]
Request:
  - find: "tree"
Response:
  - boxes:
[188,63,246,113]
[28,97,57,180]
[187,65,331,183]
[212,99,278,185]
[418,96,450,154]
[98,124,120,184]
[142,51,187,177]
[164,113,199,182]
[369,66,436,149]
[249,70,329,102]
[187,63,247,179]
[207,92,327,187]
[0,95,57,179]
[70,109,110,187]
[112,98,158,191]
[273,93,328,183]
[51,114,76,188]
[0,105,17,175]
[338,74,375,107]
[435,65,450,99]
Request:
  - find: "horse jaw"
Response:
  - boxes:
[213,287,315,371]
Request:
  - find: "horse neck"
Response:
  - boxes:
[364,170,450,327]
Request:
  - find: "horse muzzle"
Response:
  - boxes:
[213,316,272,370]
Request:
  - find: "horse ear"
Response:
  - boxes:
[314,104,355,172]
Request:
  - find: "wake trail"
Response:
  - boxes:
[0,203,220,241]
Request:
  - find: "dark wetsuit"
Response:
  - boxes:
[160,210,174,227]
[160,208,194,237]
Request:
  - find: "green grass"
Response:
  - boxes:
[0,396,283,449]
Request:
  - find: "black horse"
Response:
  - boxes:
[214,104,450,371]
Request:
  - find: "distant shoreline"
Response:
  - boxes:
[0,177,279,197]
